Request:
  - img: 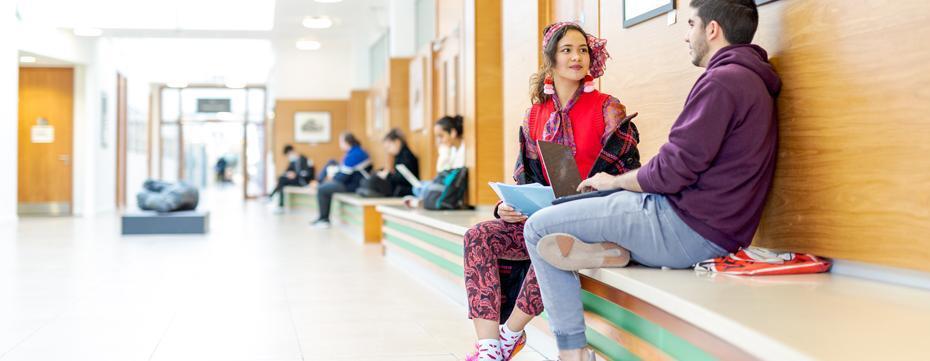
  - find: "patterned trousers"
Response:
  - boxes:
[464,219,544,321]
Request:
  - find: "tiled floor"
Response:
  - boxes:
[0,189,548,361]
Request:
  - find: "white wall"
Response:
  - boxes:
[388,0,416,58]
[267,39,354,100]
[0,0,18,223]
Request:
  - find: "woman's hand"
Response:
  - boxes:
[497,203,528,223]
[577,172,621,192]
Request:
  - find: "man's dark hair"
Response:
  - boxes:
[341,132,361,147]
[690,0,759,45]
[283,144,294,155]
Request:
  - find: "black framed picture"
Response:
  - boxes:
[623,0,675,28]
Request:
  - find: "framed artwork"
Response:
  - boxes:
[293,111,331,143]
[623,0,675,28]
[409,56,425,131]
[373,95,385,131]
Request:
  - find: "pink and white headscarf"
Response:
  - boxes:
[542,21,611,79]
[540,22,612,155]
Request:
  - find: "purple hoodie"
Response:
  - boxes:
[637,44,782,252]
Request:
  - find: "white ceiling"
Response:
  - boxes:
[16,0,387,41]
[16,0,388,84]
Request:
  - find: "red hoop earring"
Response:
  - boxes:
[543,74,555,95]
[583,75,595,93]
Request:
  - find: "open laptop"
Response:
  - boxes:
[537,140,583,198]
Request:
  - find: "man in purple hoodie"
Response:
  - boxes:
[522,0,781,359]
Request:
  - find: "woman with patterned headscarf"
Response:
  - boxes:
[462,22,640,361]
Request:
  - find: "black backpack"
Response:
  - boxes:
[355,176,392,198]
[422,167,469,210]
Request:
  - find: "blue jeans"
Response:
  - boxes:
[523,191,728,350]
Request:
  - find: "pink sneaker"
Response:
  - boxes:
[465,342,503,361]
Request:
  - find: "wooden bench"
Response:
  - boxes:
[332,194,406,244]
[282,185,316,212]
[374,205,930,361]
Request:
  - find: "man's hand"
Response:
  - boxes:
[577,172,621,192]
[497,203,528,223]
[577,169,643,193]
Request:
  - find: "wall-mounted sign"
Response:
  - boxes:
[31,125,54,143]
[623,0,675,28]
[197,98,231,113]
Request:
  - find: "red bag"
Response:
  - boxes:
[694,247,832,276]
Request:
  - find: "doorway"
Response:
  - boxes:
[17,67,74,216]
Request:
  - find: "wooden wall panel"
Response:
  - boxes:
[272,99,348,177]
[598,0,930,271]
[347,89,370,151]
[463,0,504,205]
[388,57,412,142]
[408,48,436,179]
[366,58,413,171]
[366,75,390,169]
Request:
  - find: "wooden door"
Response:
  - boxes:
[116,73,128,209]
[17,67,74,215]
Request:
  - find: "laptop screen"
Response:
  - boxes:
[537,141,582,198]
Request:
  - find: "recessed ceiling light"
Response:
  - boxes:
[19,56,37,63]
[166,82,189,89]
[302,16,333,29]
[225,81,247,89]
[296,40,322,51]
[73,27,103,37]
[314,0,343,3]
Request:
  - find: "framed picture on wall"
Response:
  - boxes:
[373,95,385,131]
[623,0,675,28]
[409,56,425,131]
[293,111,331,144]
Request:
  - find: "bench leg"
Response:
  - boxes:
[363,206,383,244]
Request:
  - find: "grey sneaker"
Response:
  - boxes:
[311,219,331,229]
[537,233,630,271]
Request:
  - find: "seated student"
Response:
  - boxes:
[462,22,640,361]
[434,115,465,173]
[268,144,314,209]
[376,128,420,197]
[405,115,466,204]
[312,132,371,228]
[523,1,781,360]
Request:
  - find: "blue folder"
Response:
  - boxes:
[488,182,555,216]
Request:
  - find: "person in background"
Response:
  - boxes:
[378,128,420,197]
[268,145,314,209]
[403,115,466,208]
[524,1,779,360]
[214,156,229,183]
[434,115,465,173]
[311,132,371,228]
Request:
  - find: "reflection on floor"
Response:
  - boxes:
[0,189,548,361]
